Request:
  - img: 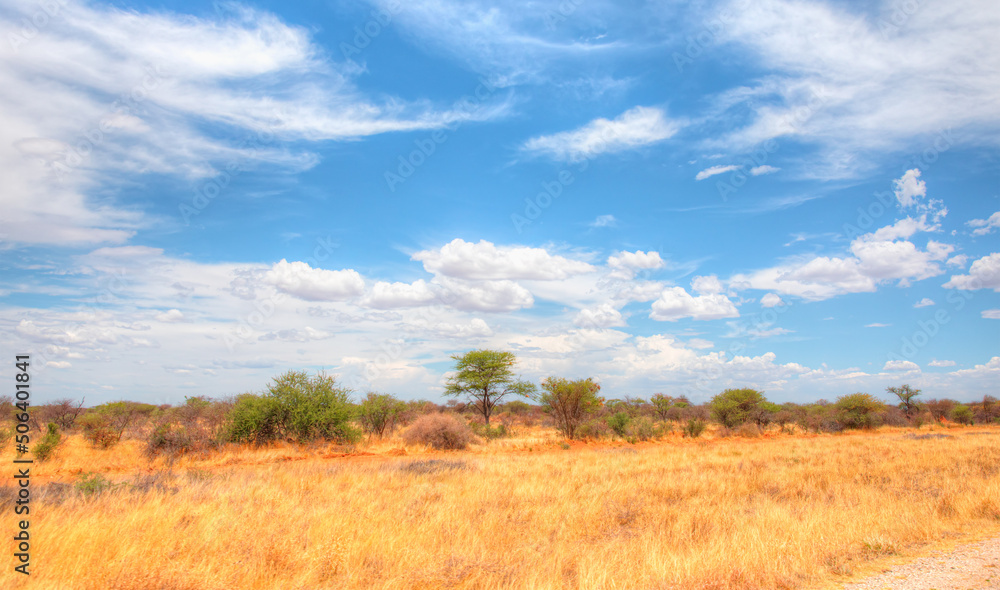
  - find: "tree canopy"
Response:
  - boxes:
[444,349,537,425]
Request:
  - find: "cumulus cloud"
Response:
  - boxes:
[155,309,185,322]
[691,275,725,295]
[928,359,956,367]
[435,277,533,312]
[968,211,1000,236]
[413,239,594,280]
[589,214,618,228]
[893,169,927,208]
[574,303,626,328]
[943,253,1000,291]
[607,250,665,279]
[362,280,437,309]
[264,259,365,301]
[522,106,679,161]
[650,287,739,321]
[913,298,934,308]
[883,360,919,372]
[760,293,784,307]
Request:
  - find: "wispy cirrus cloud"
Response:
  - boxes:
[522,106,680,161]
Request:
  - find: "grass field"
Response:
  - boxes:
[3,425,1000,590]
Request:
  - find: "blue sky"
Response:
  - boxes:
[1,0,998,405]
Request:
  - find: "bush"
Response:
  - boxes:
[228,370,359,445]
[682,418,706,438]
[607,412,631,438]
[627,416,658,441]
[402,413,473,450]
[736,422,761,438]
[76,472,116,497]
[32,423,61,461]
[146,423,193,457]
[79,413,120,449]
[539,377,602,439]
[470,421,510,440]
[835,393,883,430]
[576,419,611,440]
[710,388,768,428]
[951,404,974,425]
[357,392,405,438]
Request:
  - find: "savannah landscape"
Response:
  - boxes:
[4,351,999,590]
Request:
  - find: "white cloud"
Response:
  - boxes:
[155,309,185,322]
[265,260,365,301]
[750,165,780,176]
[362,280,437,309]
[0,1,490,246]
[983,309,1000,319]
[687,338,715,349]
[866,323,890,328]
[414,239,594,280]
[760,293,784,307]
[607,250,665,279]
[259,327,332,342]
[407,318,494,339]
[695,164,739,180]
[943,253,1000,291]
[574,303,626,329]
[650,287,740,321]
[893,169,926,208]
[913,298,934,308]
[435,277,533,312]
[522,106,679,161]
[589,214,618,228]
[690,275,725,295]
[968,211,1000,236]
[947,255,968,268]
[707,0,1000,179]
[883,360,919,372]
[929,359,956,367]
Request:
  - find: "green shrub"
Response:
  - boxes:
[576,419,611,440]
[76,472,116,497]
[228,370,359,445]
[145,423,193,457]
[32,423,62,461]
[402,413,473,450]
[539,376,602,439]
[79,413,119,448]
[471,421,510,440]
[682,418,706,438]
[607,412,631,438]
[951,404,973,425]
[710,388,768,428]
[627,416,657,441]
[835,393,883,430]
[357,392,405,438]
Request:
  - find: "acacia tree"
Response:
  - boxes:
[540,377,602,439]
[444,350,536,426]
[888,384,922,418]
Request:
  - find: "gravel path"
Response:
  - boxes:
[841,535,1000,590]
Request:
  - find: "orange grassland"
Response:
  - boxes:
[2,424,999,590]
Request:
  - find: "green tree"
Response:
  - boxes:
[650,393,674,422]
[539,377,602,439]
[357,392,406,438]
[710,388,768,428]
[888,384,922,418]
[444,350,536,426]
[950,404,973,425]
[228,370,358,445]
[835,393,883,429]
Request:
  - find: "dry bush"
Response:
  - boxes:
[736,422,761,438]
[402,413,473,450]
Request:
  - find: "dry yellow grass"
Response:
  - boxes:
[3,425,999,590]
